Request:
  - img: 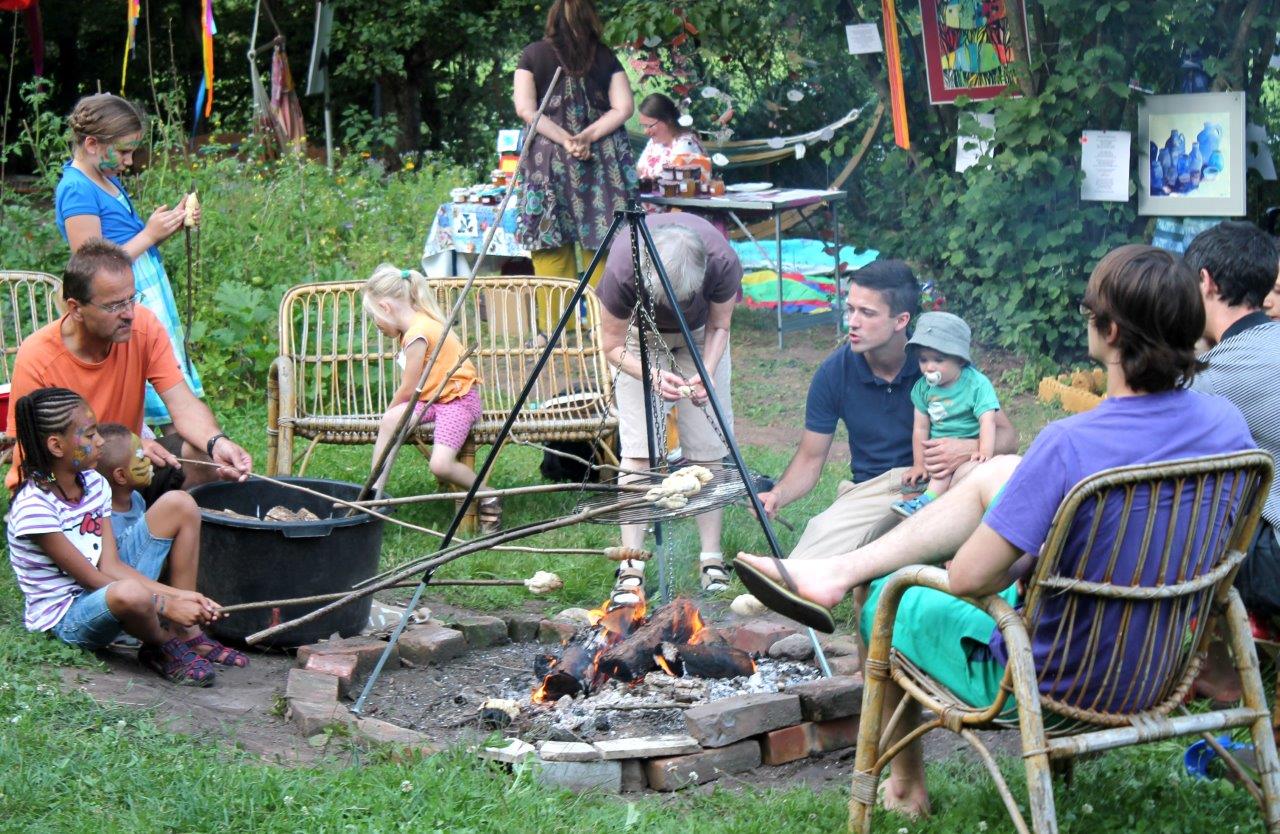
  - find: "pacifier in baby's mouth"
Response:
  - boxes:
[924,370,943,385]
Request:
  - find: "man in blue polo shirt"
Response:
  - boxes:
[756,260,1017,559]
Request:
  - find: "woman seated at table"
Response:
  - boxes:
[636,93,706,182]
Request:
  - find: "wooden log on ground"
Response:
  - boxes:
[596,599,703,682]
[656,642,755,679]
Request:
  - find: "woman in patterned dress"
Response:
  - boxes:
[513,0,638,331]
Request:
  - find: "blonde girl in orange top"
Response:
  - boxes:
[362,265,498,531]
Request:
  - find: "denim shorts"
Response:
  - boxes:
[50,516,173,650]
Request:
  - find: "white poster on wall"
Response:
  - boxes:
[1080,130,1131,202]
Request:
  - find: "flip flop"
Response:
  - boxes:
[733,557,836,634]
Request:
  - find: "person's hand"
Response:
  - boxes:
[171,589,222,621]
[921,437,976,479]
[901,464,928,487]
[565,134,593,160]
[159,595,215,628]
[141,437,181,470]
[142,203,187,246]
[750,490,780,520]
[210,436,252,482]
[683,374,710,406]
[654,370,686,402]
[970,450,991,463]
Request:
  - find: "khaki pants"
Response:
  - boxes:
[789,467,910,560]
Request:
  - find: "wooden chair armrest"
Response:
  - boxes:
[268,355,295,420]
[866,565,1033,724]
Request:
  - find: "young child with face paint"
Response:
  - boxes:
[6,389,246,686]
[892,311,1002,517]
[55,93,204,429]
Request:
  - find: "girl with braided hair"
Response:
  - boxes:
[56,93,203,430]
[7,387,237,686]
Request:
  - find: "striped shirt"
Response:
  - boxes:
[7,470,111,632]
[1192,312,1280,528]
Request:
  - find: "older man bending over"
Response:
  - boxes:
[596,212,741,605]
[737,245,1256,818]
[6,239,251,498]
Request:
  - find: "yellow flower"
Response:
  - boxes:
[404,161,416,171]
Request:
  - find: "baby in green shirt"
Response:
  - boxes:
[892,311,1001,517]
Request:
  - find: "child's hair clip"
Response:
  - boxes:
[400,269,411,280]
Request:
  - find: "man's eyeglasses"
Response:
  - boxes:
[88,293,140,315]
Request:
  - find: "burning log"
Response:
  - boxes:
[596,599,705,683]
[655,642,755,679]
[535,632,606,701]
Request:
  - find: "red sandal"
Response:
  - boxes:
[139,638,216,687]
[184,632,250,667]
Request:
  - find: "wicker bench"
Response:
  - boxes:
[0,270,64,454]
[266,276,619,488]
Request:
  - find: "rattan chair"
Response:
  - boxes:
[0,270,63,454]
[850,451,1279,834]
[267,276,618,483]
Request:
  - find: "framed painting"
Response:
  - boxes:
[1138,92,1246,217]
[920,0,1027,104]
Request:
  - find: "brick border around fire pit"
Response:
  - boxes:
[282,610,865,793]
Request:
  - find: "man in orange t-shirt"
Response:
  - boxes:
[6,239,251,496]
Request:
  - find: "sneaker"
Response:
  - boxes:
[891,493,935,518]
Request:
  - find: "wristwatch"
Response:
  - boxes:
[206,433,228,458]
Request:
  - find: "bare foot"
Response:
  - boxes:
[879,774,932,820]
[734,552,850,610]
[1192,639,1243,703]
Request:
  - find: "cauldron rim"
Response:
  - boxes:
[189,477,389,534]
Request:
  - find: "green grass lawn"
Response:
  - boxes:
[0,327,1269,832]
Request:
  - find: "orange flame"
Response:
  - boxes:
[654,653,677,676]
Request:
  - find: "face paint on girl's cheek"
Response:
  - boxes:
[98,147,121,173]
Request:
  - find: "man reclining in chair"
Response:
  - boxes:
[736,243,1258,818]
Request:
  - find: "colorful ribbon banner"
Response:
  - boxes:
[120,0,140,92]
[881,0,910,149]
[200,0,215,117]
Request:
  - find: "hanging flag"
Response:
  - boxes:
[881,0,910,149]
[120,0,140,92]
[200,0,215,117]
[24,1,42,77]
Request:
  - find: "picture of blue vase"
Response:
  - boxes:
[1151,154,1165,194]
[1204,148,1224,180]
[1188,144,1203,187]
[1197,122,1222,161]
[1159,146,1174,185]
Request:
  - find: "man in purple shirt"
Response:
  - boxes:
[736,244,1256,818]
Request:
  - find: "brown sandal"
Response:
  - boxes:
[610,564,646,608]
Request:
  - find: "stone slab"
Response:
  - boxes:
[538,619,578,645]
[761,722,815,766]
[827,656,863,678]
[355,716,437,754]
[644,740,762,791]
[538,741,602,762]
[398,625,467,666]
[285,667,340,704]
[768,633,815,660]
[819,635,860,658]
[506,613,543,642]
[449,614,510,648]
[287,700,355,737]
[620,759,647,792]
[728,621,799,656]
[536,759,622,793]
[786,676,864,722]
[684,692,802,748]
[478,738,536,764]
[593,734,701,760]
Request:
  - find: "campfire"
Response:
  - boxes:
[532,598,756,703]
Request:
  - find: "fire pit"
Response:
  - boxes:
[532,598,757,703]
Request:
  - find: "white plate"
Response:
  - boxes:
[725,182,774,193]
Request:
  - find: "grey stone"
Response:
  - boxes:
[786,676,864,722]
[620,759,647,792]
[285,668,340,704]
[398,625,466,666]
[506,613,543,642]
[450,615,510,648]
[536,759,622,793]
[645,740,761,791]
[478,738,536,764]
[767,633,815,660]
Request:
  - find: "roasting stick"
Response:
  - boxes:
[216,578,541,615]
[173,458,618,557]
[334,480,647,509]
[353,66,564,508]
[247,494,651,644]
